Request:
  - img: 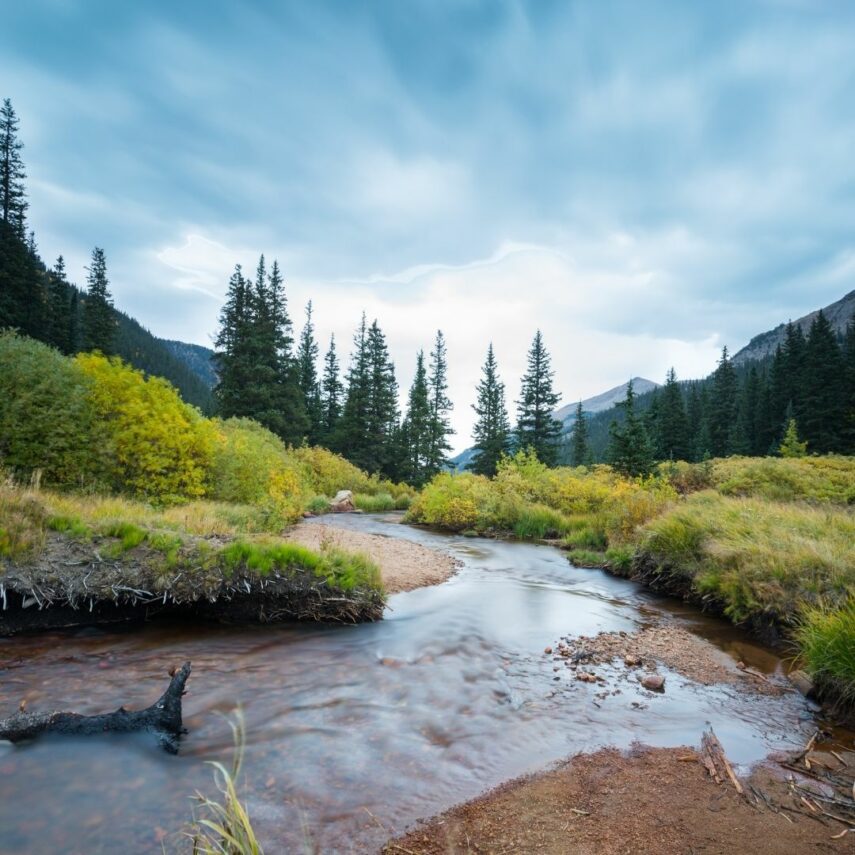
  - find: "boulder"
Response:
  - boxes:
[641,674,665,692]
[787,669,815,698]
[329,490,355,513]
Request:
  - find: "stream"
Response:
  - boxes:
[0,514,825,853]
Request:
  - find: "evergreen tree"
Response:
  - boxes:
[401,350,432,484]
[843,321,855,452]
[297,301,323,443]
[569,401,591,467]
[779,416,808,458]
[339,313,371,465]
[81,247,115,354]
[364,319,399,477]
[515,330,562,465]
[468,343,511,476]
[320,333,343,444]
[800,310,846,453]
[607,379,655,477]
[214,264,253,418]
[0,98,27,236]
[425,330,454,476]
[708,346,738,457]
[655,367,690,461]
[46,256,73,354]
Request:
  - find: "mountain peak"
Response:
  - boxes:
[554,377,658,424]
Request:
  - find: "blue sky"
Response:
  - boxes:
[3,0,855,450]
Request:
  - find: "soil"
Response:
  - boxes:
[286,522,459,594]
[384,744,855,854]
[551,625,786,694]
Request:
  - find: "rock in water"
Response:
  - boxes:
[787,669,815,698]
[329,490,356,513]
[641,674,665,692]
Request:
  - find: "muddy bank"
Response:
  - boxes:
[0,531,384,635]
[287,518,459,593]
[385,743,855,854]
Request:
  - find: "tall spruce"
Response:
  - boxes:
[607,378,654,477]
[401,350,432,484]
[339,314,372,466]
[320,333,343,445]
[297,301,323,443]
[364,319,399,477]
[0,98,27,236]
[425,330,454,477]
[799,310,846,453]
[81,247,115,354]
[214,264,253,418]
[708,346,738,457]
[569,401,591,467]
[516,330,562,465]
[469,343,511,476]
[655,368,690,461]
[46,256,73,354]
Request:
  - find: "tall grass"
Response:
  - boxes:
[185,710,264,855]
[796,600,855,710]
[353,492,396,513]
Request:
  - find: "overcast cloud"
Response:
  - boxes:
[3,0,854,451]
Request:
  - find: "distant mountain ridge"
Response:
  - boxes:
[159,339,217,389]
[733,289,855,365]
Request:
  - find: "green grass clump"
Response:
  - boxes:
[566,549,608,568]
[604,545,634,573]
[796,600,855,710]
[101,521,147,551]
[219,539,381,592]
[353,492,396,512]
[512,504,570,539]
[306,495,330,515]
[47,514,91,539]
[561,525,607,551]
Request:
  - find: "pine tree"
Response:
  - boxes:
[425,330,454,476]
[46,256,73,353]
[800,310,846,453]
[607,379,655,477]
[339,313,371,465]
[708,346,738,457]
[843,321,855,453]
[81,247,115,353]
[515,330,562,465]
[320,333,343,444]
[779,416,808,458]
[569,401,591,467]
[297,301,323,443]
[469,343,511,476]
[364,319,399,477]
[214,264,253,418]
[0,99,27,236]
[655,368,690,461]
[401,350,433,484]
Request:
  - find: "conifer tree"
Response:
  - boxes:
[843,321,855,452]
[569,400,591,467]
[297,301,323,443]
[655,368,690,461]
[800,310,846,453]
[81,247,115,354]
[779,416,808,458]
[607,379,655,477]
[515,330,562,465]
[46,256,73,354]
[401,350,432,484]
[364,319,399,477]
[339,313,371,465]
[320,333,343,444]
[708,346,738,457]
[469,343,511,476]
[0,98,27,236]
[214,264,253,418]
[425,330,454,476]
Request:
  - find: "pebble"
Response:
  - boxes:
[544,647,553,655]
[641,674,666,692]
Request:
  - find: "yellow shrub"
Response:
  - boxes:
[76,354,217,503]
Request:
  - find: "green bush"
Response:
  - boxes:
[0,332,105,487]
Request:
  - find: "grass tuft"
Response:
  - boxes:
[795,599,855,710]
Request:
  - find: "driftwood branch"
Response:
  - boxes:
[0,661,191,753]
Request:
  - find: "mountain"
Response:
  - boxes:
[732,289,855,365]
[159,339,217,389]
[554,377,659,429]
[450,377,658,470]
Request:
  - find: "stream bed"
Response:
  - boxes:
[0,514,823,853]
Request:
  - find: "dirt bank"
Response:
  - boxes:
[385,743,855,854]
[286,521,459,594]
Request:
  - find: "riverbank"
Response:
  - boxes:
[384,742,855,854]
[406,453,855,716]
[286,517,459,593]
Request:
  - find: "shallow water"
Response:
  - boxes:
[0,515,826,853]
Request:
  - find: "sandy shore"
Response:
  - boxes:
[285,520,458,594]
[385,743,855,854]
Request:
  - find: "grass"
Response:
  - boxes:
[796,599,855,711]
[184,710,264,855]
[353,492,396,512]
[0,483,46,559]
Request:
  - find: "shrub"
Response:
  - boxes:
[0,332,105,487]
[76,353,217,503]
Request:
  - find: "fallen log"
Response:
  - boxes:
[0,661,191,754]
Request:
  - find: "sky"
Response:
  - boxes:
[3,0,855,453]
